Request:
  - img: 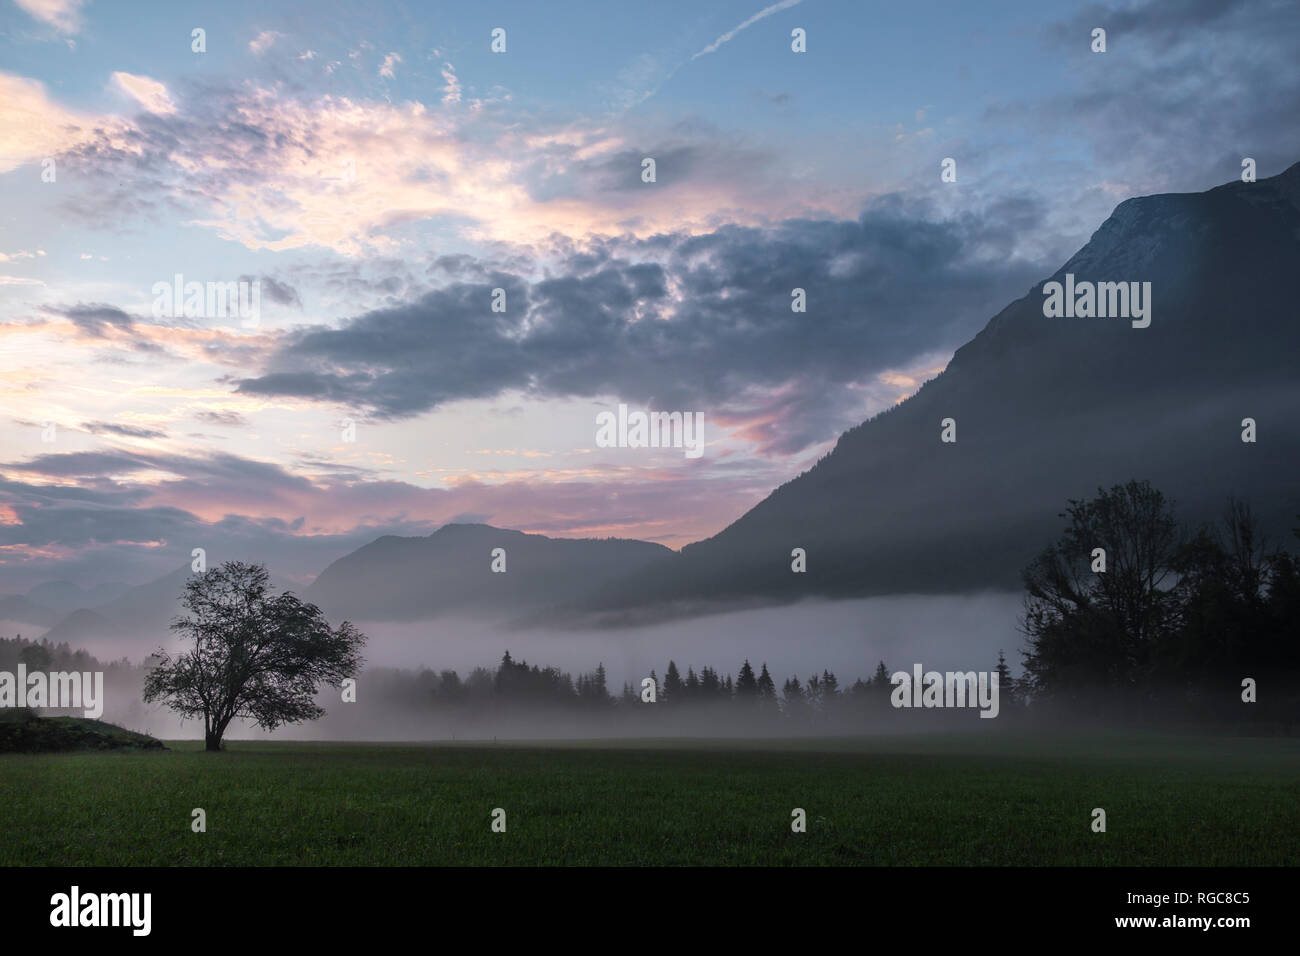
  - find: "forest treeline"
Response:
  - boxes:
[358,650,1018,720]
[0,636,133,674]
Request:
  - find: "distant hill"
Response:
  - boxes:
[26,580,128,612]
[306,523,674,621]
[0,594,60,629]
[36,608,113,646]
[33,564,295,648]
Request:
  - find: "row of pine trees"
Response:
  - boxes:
[416,649,1021,716]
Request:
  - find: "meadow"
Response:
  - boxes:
[2,733,1297,866]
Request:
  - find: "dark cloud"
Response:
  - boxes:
[3,449,315,494]
[573,144,749,195]
[1032,0,1300,190]
[246,275,302,308]
[0,500,201,549]
[43,303,135,337]
[0,475,151,508]
[81,421,167,439]
[237,197,1047,452]
[6,451,153,477]
[1050,0,1243,51]
[193,409,249,427]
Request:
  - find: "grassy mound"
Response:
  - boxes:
[0,708,164,753]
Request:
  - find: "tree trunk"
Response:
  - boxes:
[205,729,223,751]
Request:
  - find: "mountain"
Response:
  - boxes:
[36,565,297,647]
[26,580,129,612]
[305,523,674,621]
[37,608,113,646]
[0,595,60,629]
[35,566,193,646]
[90,565,194,627]
[585,162,1300,610]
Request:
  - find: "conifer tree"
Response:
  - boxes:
[757,662,777,710]
[664,660,684,701]
[736,659,759,698]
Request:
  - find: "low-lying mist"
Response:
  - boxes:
[370,590,1026,680]
[51,591,1028,741]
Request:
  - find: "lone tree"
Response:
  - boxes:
[144,561,365,751]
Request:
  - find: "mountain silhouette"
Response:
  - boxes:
[26,580,129,613]
[582,161,1300,611]
[34,565,298,647]
[305,523,673,621]
[36,607,114,646]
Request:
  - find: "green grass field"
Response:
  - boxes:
[2,733,1297,866]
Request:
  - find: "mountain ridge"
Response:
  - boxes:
[581,160,1300,611]
[304,523,675,622]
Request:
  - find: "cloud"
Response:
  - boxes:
[245,275,302,308]
[0,71,110,173]
[12,0,86,33]
[0,40,893,259]
[193,410,249,427]
[1026,0,1300,193]
[5,450,155,477]
[440,62,461,104]
[1049,0,1243,52]
[235,195,1047,454]
[81,421,168,439]
[45,83,834,255]
[111,72,177,115]
[8,62,873,258]
[42,303,135,338]
[379,52,403,79]
[693,0,803,59]
[249,30,285,55]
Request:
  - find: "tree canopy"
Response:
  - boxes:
[143,561,365,750]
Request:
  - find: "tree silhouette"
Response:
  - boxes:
[663,660,683,702]
[143,562,365,751]
[1020,480,1180,704]
[995,650,1018,710]
[782,676,806,722]
[684,666,700,699]
[757,662,777,712]
[735,659,758,699]
[1169,500,1300,722]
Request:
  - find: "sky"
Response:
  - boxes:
[1,0,1298,593]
